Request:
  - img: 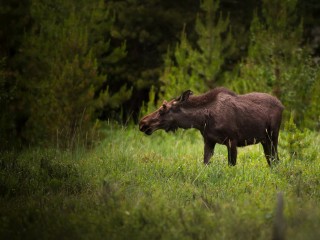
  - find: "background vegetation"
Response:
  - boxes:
[1,0,320,239]
[1,0,320,148]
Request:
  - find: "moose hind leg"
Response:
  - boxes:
[262,142,272,166]
[204,141,216,165]
[264,128,280,165]
[271,131,280,162]
[262,140,278,166]
[227,140,237,166]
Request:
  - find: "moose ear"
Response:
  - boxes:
[178,90,193,102]
[162,100,167,108]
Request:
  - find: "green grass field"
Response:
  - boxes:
[1,124,320,239]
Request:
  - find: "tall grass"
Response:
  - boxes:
[1,123,320,239]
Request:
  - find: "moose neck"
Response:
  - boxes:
[176,103,208,132]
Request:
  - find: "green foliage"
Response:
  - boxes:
[0,58,14,149]
[106,0,199,90]
[160,0,235,100]
[0,59,9,102]
[1,126,320,239]
[1,0,320,149]
[304,73,320,129]
[228,0,318,127]
[11,0,128,147]
[0,149,86,197]
[0,0,31,56]
[193,0,235,85]
[161,29,206,99]
[280,113,316,161]
[140,85,157,118]
[231,0,303,93]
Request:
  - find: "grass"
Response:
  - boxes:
[1,123,320,239]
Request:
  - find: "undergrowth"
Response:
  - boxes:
[0,123,319,239]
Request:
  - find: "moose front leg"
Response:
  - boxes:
[204,141,216,165]
[227,139,237,166]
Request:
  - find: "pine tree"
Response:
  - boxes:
[15,0,127,146]
[160,0,235,100]
[230,0,318,126]
[304,72,320,130]
[0,58,15,149]
[0,0,33,149]
[160,28,204,99]
[192,0,235,87]
[280,113,314,161]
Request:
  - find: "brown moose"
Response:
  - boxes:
[139,87,284,166]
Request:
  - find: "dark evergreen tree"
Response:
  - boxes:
[160,0,235,100]
[104,0,200,119]
[0,0,32,148]
[12,0,127,146]
[229,0,319,127]
[0,58,16,149]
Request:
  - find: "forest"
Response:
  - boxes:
[1,0,320,148]
[1,0,320,239]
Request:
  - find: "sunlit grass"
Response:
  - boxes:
[1,124,320,239]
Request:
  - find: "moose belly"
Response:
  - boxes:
[237,138,262,147]
[206,125,266,147]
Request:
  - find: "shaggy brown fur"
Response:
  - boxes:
[139,87,284,166]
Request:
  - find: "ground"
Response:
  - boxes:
[1,124,320,239]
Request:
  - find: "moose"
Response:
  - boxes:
[139,87,284,166]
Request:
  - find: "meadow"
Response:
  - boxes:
[1,123,320,240]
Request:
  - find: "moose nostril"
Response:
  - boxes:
[139,123,148,132]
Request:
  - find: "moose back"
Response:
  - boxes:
[139,87,284,166]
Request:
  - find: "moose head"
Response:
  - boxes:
[139,90,193,135]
